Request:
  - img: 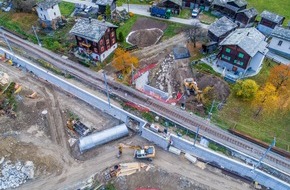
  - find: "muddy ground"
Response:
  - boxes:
[127,28,163,47]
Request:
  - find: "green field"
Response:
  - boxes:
[59,1,75,17]
[211,60,290,151]
[247,0,290,25]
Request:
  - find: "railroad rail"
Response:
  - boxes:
[1,30,290,181]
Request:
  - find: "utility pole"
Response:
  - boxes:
[0,27,15,57]
[127,0,130,13]
[32,26,42,47]
[252,137,276,172]
[131,64,135,86]
[194,126,200,146]
[103,72,111,108]
[208,99,215,120]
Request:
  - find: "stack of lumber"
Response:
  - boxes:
[116,162,148,177]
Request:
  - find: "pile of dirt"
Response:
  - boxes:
[131,17,168,31]
[127,28,163,47]
[113,167,211,190]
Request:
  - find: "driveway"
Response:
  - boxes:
[62,0,209,28]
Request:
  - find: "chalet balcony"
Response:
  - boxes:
[80,42,91,48]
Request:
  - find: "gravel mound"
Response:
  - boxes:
[127,28,163,48]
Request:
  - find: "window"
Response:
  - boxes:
[106,39,110,45]
[238,53,244,58]
[94,48,98,53]
[100,39,104,45]
[221,54,231,61]
[225,48,231,53]
[236,61,244,66]
[40,8,43,11]
[278,40,283,46]
[111,32,115,37]
[54,12,56,16]
[51,6,54,9]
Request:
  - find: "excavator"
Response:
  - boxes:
[117,143,156,161]
[183,78,202,96]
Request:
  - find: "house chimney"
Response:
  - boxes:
[89,17,92,23]
[247,32,250,36]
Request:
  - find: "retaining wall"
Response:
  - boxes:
[141,127,169,150]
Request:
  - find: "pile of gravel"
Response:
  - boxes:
[127,28,163,48]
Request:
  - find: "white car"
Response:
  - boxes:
[192,8,200,18]
[84,6,92,13]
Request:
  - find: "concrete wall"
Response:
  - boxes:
[36,4,61,21]
[0,47,146,130]
[141,127,169,150]
[268,37,290,59]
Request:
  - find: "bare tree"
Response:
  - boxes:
[12,0,37,13]
[187,21,206,48]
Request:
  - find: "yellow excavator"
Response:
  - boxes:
[183,78,201,96]
[117,143,156,161]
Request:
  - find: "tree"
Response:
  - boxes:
[112,48,139,76]
[13,0,37,12]
[233,79,259,101]
[252,83,278,116]
[118,32,124,42]
[187,21,206,48]
[268,64,290,92]
[105,5,111,20]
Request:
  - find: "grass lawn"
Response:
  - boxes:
[59,1,75,17]
[116,15,139,47]
[176,8,191,19]
[211,60,290,151]
[163,21,189,39]
[247,0,290,25]
[199,11,218,25]
[117,0,152,6]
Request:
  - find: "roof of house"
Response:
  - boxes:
[212,0,247,7]
[161,0,182,7]
[37,0,60,10]
[95,0,114,6]
[260,10,284,24]
[237,8,258,18]
[69,18,117,42]
[209,16,238,38]
[220,27,268,57]
[271,26,290,41]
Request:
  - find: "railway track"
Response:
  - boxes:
[1,30,290,180]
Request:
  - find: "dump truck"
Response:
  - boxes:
[117,143,156,161]
[150,5,171,19]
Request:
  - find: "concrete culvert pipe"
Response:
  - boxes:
[79,123,129,152]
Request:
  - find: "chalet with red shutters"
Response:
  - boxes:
[70,18,118,62]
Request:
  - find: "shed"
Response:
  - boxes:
[257,10,285,35]
[95,0,116,14]
[159,0,182,15]
[173,46,190,59]
[208,16,238,43]
[212,0,247,19]
[235,8,258,27]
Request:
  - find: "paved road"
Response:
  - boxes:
[62,0,209,28]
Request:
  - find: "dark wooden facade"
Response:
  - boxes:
[160,0,181,14]
[235,12,256,26]
[218,45,251,70]
[183,0,211,8]
[75,27,117,59]
[212,2,246,19]
[260,18,279,29]
[208,28,236,43]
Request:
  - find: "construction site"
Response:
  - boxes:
[0,46,257,190]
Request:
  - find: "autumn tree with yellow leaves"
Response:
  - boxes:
[112,48,139,77]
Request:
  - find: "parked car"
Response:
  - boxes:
[84,5,92,13]
[192,8,200,18]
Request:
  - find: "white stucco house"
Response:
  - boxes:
[35,0,63,29]
[267,27,290,64]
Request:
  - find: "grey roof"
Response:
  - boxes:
[213,0,247,7]
[37,0,60,10]
[260,10,284,24]
[271,27,290,41]
[69,18,117,42]
[95,0,114,6]
[209,16,238,37]
[237,8,258,18]
[161,0,182,7]
[220,28,268,57]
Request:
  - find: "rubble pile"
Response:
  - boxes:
[154,54,174,93]
[0,159,34,189]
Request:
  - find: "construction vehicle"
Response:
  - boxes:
[183,78,201,96]
[117,143,156,161]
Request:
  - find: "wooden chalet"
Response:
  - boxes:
[212,0,247,19]
[208,16,238,43]
[95,0,116,15]
[70,18,118,62]
[182,0,212,10]
[217,28,268,74]
[159,0,182,14]
[235,8,258,28]
[257,10,285,36]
